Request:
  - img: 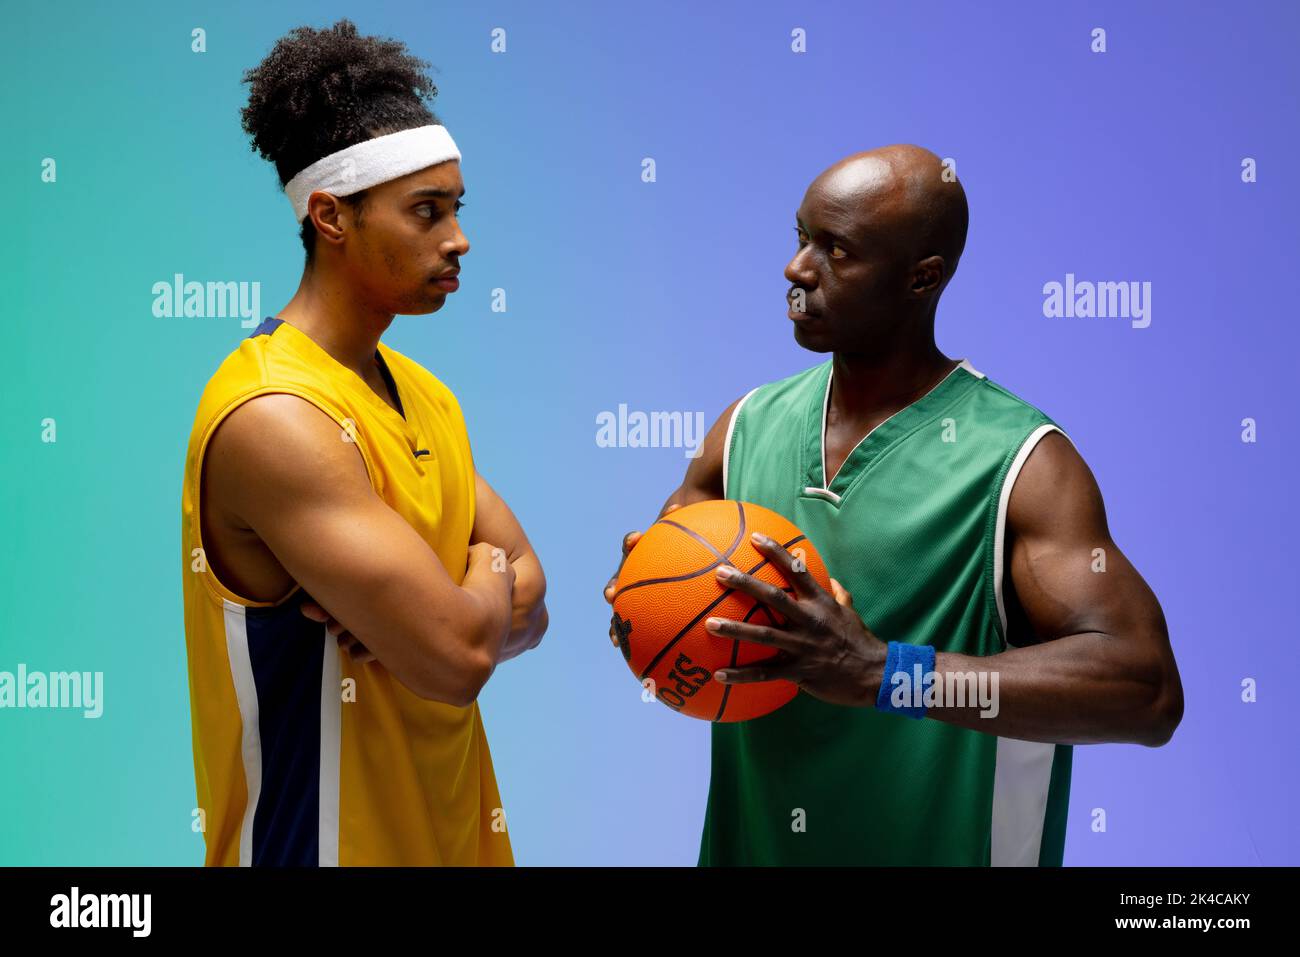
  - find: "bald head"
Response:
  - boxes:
[785,145,970,353]
[810,145,968,283]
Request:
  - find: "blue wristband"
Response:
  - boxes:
[875,641,936,719]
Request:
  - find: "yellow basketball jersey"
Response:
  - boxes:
[180,316,513,867]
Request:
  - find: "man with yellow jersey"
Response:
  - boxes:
[179,20,547,866]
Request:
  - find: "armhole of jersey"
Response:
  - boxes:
[721,388,759,497]
[989,421,1075,868]
[192,387,379,609]
[990,423,1072,649]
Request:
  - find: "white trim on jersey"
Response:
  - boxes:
[989,422,1073,867]
[221,604,343,867]
[992,423,1071,640]
[722,387,760,495]
[318,629,342,867]
[818,365,834,487]
[813,358,974,493]
[802,486,842,504]
[222,600,263,868]
[991,736,1058,867]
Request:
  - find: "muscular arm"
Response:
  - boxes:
[471,471,548,663]
[921,431,1184,747]
[206,394,514,706]
[678,412,1183,748]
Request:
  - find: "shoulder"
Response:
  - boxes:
[1006,428,1107,540]
[732,360,831,427]
[193,336,271,415]
[188,334,277,462]
[205,393,373,521]
[756,359,832,399]
[961,363,1057,429]
[704,360,828,441]
[191,322,345,433]
[957,365,1082,521]
[950,366,1072,485]
[186,326,380,517]
[683,362,828,494]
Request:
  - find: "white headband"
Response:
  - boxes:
[284,124,461,222]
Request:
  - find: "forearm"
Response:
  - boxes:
[455,560,516,666]
[495,554,547,663]
[869,631,1179,747]
[497,601,547,663]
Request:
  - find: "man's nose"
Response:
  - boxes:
[784,248,815,287]
[446,222,470,257]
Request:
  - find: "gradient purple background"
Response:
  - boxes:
[475,0,1300,866]
[3,0,1295,865]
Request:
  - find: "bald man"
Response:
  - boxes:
[603,145,1183,866]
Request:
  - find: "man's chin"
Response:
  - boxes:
[404,294,447,316]
[792,323,835,353]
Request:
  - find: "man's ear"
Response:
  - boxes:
[306,192,347,245]
[910,255,946,295]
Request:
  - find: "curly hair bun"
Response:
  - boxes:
[240,18,441,187]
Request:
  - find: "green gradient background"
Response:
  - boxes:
[5,0,1298,867]
[4,3,229,864]
[3,0,693,865]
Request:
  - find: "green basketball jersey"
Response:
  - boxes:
[699,358,1074,866]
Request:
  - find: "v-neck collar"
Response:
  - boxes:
[801,358,981,504]
[271,318,415,437]
[374,349,406,420]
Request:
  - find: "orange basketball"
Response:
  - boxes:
[610,499,831,722]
